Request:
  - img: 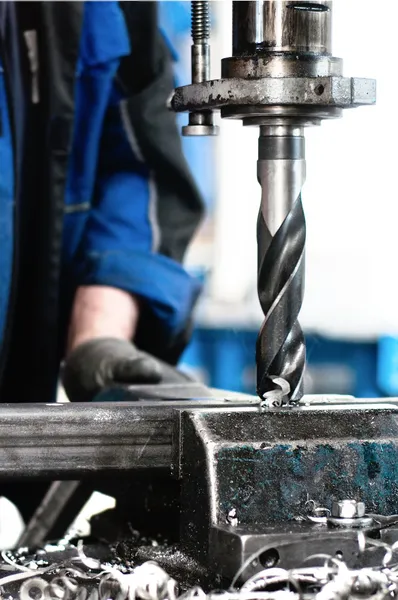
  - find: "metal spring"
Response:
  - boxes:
[191,1,210,43]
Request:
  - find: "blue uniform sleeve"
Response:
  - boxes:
[76,83,201,337]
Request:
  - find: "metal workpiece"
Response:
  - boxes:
[0,402,173,477]
[232,0,333,56]
[182,1,218,137]
[256,125,306,404]
[0,395,257,478]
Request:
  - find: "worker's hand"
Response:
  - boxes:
[62,337,172,402]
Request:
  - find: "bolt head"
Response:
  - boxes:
[331,500,366,519]
[182,124,219,137]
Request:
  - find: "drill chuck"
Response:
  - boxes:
[256,126,306,405]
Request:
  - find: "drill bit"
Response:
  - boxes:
[256,125,306,405]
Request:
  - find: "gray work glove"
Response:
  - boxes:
[62,337,188,402]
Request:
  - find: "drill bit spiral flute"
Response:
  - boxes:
[172,1,375,405]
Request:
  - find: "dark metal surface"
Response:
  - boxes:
[209,522,389,581]
[0,395,257,479]
[118,544,223,591]
[0,402,171,477]
[222,55,343,79]
[178,406,398,567]
[172,76,376,114]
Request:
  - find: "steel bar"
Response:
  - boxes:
[0,397,257,479]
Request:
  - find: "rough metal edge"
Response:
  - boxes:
[172,77,376,111]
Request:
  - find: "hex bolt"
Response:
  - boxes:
[331,500,366,519]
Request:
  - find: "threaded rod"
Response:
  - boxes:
[192,1,210,43]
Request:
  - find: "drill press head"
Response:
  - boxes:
[172,0,375,404]
[173,1,374,128]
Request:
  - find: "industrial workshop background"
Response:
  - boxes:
[161,0,397,398]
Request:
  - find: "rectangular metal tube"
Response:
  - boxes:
[0,402,172,478]
[0,397,257,479]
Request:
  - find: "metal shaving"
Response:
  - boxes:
[260,377,291,409]
[2,536,398,600]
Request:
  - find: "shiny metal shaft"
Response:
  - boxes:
[256,125,306,404]
[233,0,332,56]
[191,0,210,83]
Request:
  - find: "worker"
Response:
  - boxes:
[0,0,204,406]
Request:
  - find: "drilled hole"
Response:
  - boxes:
[259,548,280,569]
[315,84,325,96]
